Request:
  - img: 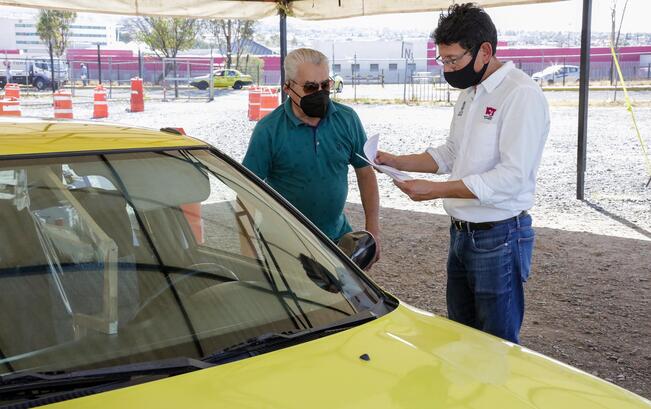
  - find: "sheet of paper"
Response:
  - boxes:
[357,134,412,182]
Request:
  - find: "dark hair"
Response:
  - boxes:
[433,3,497,55]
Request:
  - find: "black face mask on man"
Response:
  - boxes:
[288,86,330,118]
[444,48,489,89]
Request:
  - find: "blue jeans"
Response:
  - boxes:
[446,213,535,344]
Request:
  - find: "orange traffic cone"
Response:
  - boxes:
[0,97,21,117]
[248,87,261,121]
[130,77,144,112]
[258,92,279,120]
[93,84,108,118]
[4,83,20,100]
[53,90,73,119]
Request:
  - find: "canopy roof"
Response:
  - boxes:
[0,0,565,20]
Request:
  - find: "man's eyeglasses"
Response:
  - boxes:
[290,78,334,94]
[435,49,473,67]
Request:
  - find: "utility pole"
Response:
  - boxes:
[97,43,102,84]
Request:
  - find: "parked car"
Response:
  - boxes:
[532,64,580,85]
[0,118,649,409]
[190,68,253,90]
[332,72,344,93]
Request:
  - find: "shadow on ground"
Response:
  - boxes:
[345,202,651,399]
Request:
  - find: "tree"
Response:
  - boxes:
[234,54,264,84]
[202,19,256,69]
[609,0,630,86]
[36,10,76,92]
[128,17,199,97]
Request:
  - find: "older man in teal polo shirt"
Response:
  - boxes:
[243,48,381,264]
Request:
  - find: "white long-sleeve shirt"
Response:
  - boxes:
[427,61,550,223]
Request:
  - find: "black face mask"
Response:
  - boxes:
[288,86,330,118]
[444,48,489,89]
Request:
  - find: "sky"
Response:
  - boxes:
[274,0,651,34]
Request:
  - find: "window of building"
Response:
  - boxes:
[389,63,398,71]
[370,64,379,72]
[332,64,341,73]
[351,64,360,72]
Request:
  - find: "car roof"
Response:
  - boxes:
[0,118,207,158]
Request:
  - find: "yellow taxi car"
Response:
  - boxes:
[0,119,649,409]
[189,68,254,90]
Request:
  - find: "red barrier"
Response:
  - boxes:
[93,84,108,118]
[53,90,73,119]
[0,98,21,117]
[258,93,279,120]
[248,88,261,121]
[130,77,144,112]
[4,83,20,100]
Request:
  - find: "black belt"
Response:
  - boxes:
[451,211,528,232]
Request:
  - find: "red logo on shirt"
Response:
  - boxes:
[484,106,497,120]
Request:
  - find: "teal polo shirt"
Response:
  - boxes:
[242,97,369,241]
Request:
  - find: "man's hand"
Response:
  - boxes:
[393,179,439,201]
[364,226,381,270]
[375,150,400,168]
[394,179,477,202]
[355,166,380,270]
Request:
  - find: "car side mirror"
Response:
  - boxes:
[299,253,341,293]
[337,231,377,270]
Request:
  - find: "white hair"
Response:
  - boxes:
[284,48,329,83]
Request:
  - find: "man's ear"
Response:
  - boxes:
[479,42,493,64]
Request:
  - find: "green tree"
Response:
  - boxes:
[202,19,256,69]
[234,54,265,85]
[128,17,199,97]
[36,10,76,92]
[609,0,630,86]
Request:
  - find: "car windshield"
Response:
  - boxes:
[0,148,384,378]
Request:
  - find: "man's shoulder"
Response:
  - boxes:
[505,67,544,93]
[254,104,289,135]
[331,100,361,122]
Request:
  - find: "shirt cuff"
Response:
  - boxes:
[425,147,450,174]
[462,174,496,204]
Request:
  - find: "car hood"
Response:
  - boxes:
[52,304,649,409]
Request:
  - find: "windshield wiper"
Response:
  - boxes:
[0,357,213,398]
[203,310,378,365]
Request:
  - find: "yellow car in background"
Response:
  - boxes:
[332,72,344,93]
[190,68,254,90]
[0,119,649,409]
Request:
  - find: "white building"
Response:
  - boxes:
[311,39,438,83]
[0,15,117,56]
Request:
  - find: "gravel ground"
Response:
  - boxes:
[19,91,651,398]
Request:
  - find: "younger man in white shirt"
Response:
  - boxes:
[376,3,550,344]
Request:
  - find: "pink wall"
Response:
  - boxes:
[426,40,651,70]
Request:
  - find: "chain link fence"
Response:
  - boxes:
[1,54,281,102]
[3,51,650,103]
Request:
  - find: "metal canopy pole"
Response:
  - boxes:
[279,2,288,102]
[577,0,593,200]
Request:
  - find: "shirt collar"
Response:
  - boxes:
[479,60,514,94]
[283,96,338,127]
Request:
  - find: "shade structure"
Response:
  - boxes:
[0,0,566,19]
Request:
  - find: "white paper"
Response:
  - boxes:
[358,134,413,182]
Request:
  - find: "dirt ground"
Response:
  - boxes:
[344,203,651,399]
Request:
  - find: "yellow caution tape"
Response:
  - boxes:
[610,42,651,181]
